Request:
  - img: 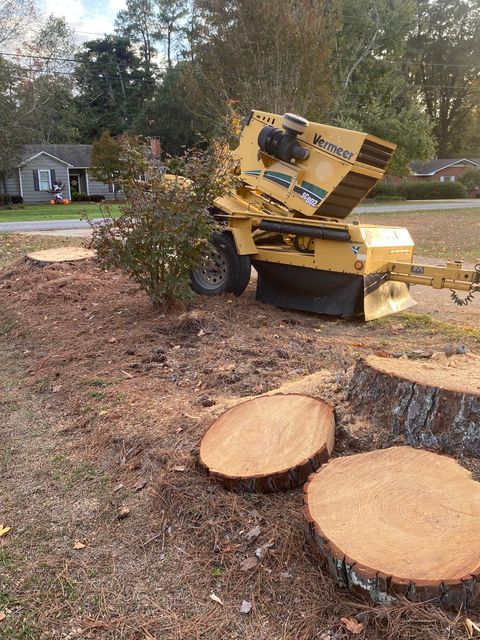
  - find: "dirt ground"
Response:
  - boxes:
[0,230,479,639]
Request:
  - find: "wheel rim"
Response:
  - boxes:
[192,248,228,290]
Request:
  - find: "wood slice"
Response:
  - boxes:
[347,353,480,456]
[304,446,480,610]
[25,247,95,266]
[200,393,335,492]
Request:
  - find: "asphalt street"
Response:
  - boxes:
[0,200,479,234]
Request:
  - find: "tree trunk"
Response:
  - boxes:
[347,354,480,456]
[304,446,480,610]
[25,247,95,267]
[200,394,335,493]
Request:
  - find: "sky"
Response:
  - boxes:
[41,0,126,42]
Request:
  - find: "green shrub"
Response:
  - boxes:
[398,181,466,200]
[372,194,406,201]
[72,192,89,201]
[459,169,480,191]
[369,182,398,198]
[85,136,236,308]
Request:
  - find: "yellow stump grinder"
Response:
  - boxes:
[190,110,480,320]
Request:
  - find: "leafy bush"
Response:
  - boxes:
[89,194,105,203]
[459,169,480,192]
[0,194,11,205]
[372,194,406,201]
[86,137,236,308]
[398,181,466,200]
[72,192,89,202]
[11,195,23,204]
[369,182,398,198]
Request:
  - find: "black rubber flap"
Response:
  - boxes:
[253,261,364,318]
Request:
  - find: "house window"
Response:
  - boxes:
[38,170,51,190]
[440,175,455,182]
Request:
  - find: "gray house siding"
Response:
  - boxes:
[2,170,21,197]
[20,156,70,204]
[87,174,117,200]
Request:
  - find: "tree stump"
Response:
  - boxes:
[25,247,95,267]
[348,353,480,456]
[304,446,480,609]
[200,393,335,492]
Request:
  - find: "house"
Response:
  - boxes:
[386,158,480,187]
[2,138,162,204]
[2,144,117,204]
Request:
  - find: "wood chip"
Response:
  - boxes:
[0,525,11,537]
[340,616,365,634]
[172,465,186,472]
[0,612,6,622]
[209,593,223,605]
[245,525,261,541]
[240,556,258,571]
[240,600,252,614]
[73,541,86,550]
[133,479,147,491]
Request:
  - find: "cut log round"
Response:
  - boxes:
[25,247,95,266]
[200,393,335,492]
[304,446,480,609]
[347,353,480,456]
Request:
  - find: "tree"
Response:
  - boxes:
[155,0,189,68]
[0,58,25,194]
[19,17,80,144]
[409,0,480,157]
[331,0,436,175]
[0,0,36,47]
[90,133,124,197]
[87,136,236,307]
[74,36,155,140]
[138,64,199,155]
[115,0,158,73]
[183,0,338,128]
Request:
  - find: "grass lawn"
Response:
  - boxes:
[358,207,480,262]
[0,202,122,223]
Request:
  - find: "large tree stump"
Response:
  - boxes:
[304,446,480,610]
[25,247,95,267]
[348,353,480,456]
[200,394,335,492]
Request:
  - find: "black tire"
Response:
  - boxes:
[190,232,251,296]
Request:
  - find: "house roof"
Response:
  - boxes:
[410,158,479,176]
[20,144,93,168]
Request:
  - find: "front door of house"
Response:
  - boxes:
[69,174,80,195]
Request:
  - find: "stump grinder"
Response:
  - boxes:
[190,110,480,320]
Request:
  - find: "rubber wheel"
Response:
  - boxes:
[190,232,251,296]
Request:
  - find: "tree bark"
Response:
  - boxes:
[347,354,480,456]
[304,447,480,610]
[200,394,335,493]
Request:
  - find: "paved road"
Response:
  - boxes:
[356,199,480,214]
[0,200,479,234]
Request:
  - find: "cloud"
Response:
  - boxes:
[40,0,126,42]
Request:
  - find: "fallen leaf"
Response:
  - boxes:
[133,479,147,491]
[0,525,11,537]
[255,540,274,559]
[172,466,186,472]
[465,618,480,637]
[197,328,206,337]
[341,616,365,635]
[73,541,86,550]
[240,556,258,571]
[108,337,117,343]
[0,612,6,622]
[240,600,252,614]
[209,593,223,605]
[245,525,261,541]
